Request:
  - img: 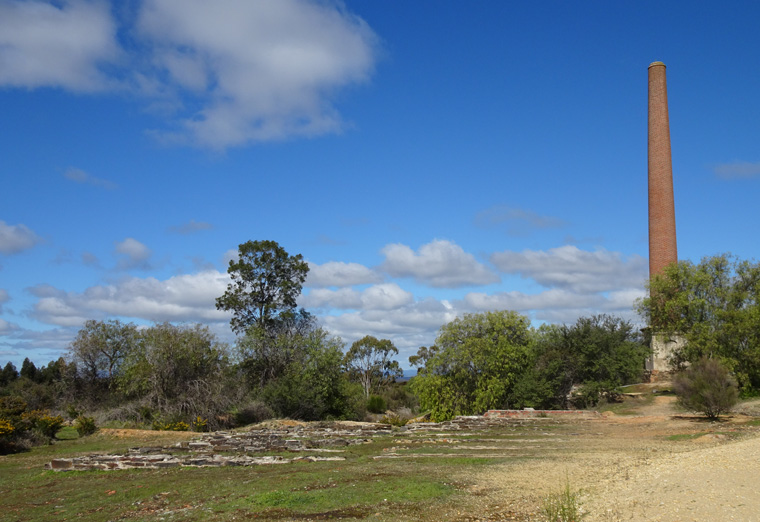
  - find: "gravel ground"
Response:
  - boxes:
[583,433,760,522]
[469,396,760,522]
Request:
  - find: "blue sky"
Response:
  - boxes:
[2,0,759,369]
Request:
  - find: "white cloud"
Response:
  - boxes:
[462,287,643,325]
[474,205,565,236]
[320,297,459,358]
[0,221,41,255]
[490,245,647,293]
[1,1,377,149]
[29,270,230,327]
[380,239,500,288]
[0,0,120,91]
[114,237,152,270]
[303,283,412,311]
[64,167,118,189]
[306,261,383,288]
[137,0,378,148]
[714,161,760,180]
[0,318,18,335]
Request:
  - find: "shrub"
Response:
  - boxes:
[192,416,208,432]
[366,395,387,414]
[74,416,98,437]
[673,357,738,420]
[234,401,275,426]
[0,418,14,438]
[65,404,81,421]
[152,420,190,431]
[21,410,64,439]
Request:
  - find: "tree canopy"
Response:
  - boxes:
[637,253,760,393]
[410,310,533,421]
[344,335,402,398]
[216,240,309,335]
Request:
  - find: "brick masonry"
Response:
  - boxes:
[648,61,678,277]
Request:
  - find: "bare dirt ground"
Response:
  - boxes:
[469,392,760,522]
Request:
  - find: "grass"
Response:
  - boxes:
[542,478,587,522]
[595,393,655,416]
[3,425,538,522]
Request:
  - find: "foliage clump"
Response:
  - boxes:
[673,357,739,420]
[74,416,98,436]
[637,254,760,394]
[410,310,533,421]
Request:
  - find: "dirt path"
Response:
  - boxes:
[584,434,760,521]
[471,395,760,522]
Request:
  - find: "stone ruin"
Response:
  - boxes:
[46,410,598,472]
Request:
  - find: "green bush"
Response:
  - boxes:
[673,357,738,420]
[366,395,387,414]
[74,416,98,436]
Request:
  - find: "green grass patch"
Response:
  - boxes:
[55,426,80,441]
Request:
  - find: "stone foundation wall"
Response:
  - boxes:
[484,410,600,419]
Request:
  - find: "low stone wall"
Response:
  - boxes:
[46,452,344,472]
[45,414,599,472]
[484,409,600,419]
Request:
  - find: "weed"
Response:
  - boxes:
[541,478,587,522]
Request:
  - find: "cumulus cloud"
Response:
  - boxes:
[2,0,378,149]
[380,239,499,288]
[64,167,118,189]
[461,286,643,325]
[714,161,760,180]
[320,297,459,357]
[0,221,41,255]
[0,0,120,91]
[29,270,230,327]
[305,261,383,288]
[303,283,413,311]
[137,0,379,148]
[490,245,647,293]
[474,205,565,236]
[114,237,152,270]
[0,318,20,335]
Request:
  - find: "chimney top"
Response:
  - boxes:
[649,61,666,69]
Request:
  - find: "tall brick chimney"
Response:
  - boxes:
[648,61,678,277]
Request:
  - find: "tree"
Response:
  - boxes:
[673,357,739,419]
[410,311,533,421]
[260,328,355,420]
[118,323,233,425]
[344,336,402,398]
[0,362,18,387]
[216,240,309,335]
[68,319,138,383]
[19,358,37,382]
[236,308,318,389]
[408,345,439,371]
[514,316,648,408]
[637,254,760,393]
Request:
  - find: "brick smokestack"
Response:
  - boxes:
[648,61,678,277]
